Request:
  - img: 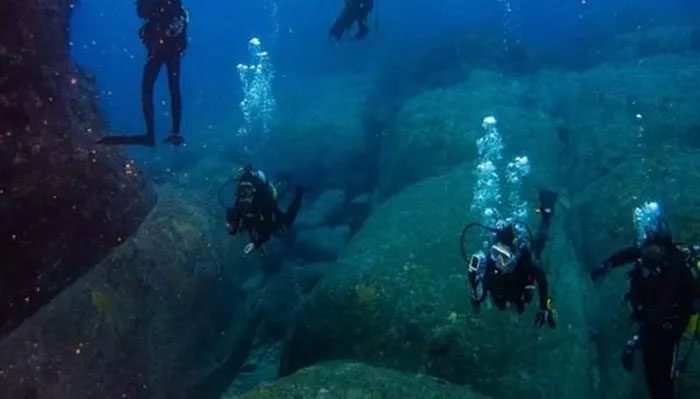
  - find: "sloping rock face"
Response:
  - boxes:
[0,185,237,399]
[229,361,493,399]
[0,0,155,332]
[281,167,596,399]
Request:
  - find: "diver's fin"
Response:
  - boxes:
[538,189,558,215]
[98,134,155,147]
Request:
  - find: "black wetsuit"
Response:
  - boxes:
[330,0,374,41]
[471,216,552,313]
[226,172,304,250]
[602,242,695,399]
[140,0,188,145]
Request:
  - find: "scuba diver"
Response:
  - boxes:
[465,189,558,328]
[590,202,699,399]
[99,0,188,147]
[329,0,374,41]
[225,165,306,255]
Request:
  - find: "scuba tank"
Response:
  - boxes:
[137,0,159,19]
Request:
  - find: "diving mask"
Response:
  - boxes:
[490,243,516,272]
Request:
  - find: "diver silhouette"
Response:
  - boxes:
[99,0,188,147]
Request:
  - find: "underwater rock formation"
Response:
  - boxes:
[295,190,346,229]
[281,166,596,399]
[0,185,236,399]
[378,49,700,200]
[0,0,156,332]
[229,361,493,399]
[295,226,351,262]
[378,70,559,198]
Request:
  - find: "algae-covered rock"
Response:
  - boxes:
[378,70,561,198]
[0,185,238,399]
[295,226,351,262]
[0,0,156,333]
[229,361,493,399]
[380,53,700,199]
[281,166,595,399]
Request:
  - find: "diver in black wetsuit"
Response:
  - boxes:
[225,165,306,255]
[466,189,558,328]
[100,0,188,147]
[590,214,698,399]
[329,0,374,41]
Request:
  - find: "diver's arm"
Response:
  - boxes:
[606,246,641,268]
[532,265,556,328]
[591,246,640,281]
[531,214,552,262]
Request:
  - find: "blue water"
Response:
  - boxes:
[70,0,697,152]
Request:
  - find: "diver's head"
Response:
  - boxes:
[634,202,672,246]
[491,224,517,272]
[495,224,516,248]
[633,202,672,246]
[235,164,256,204]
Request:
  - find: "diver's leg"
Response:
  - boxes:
[531,215,551,261]
[492,296,507,311]
[330,8,353,40]
[142,55,162,145]
[166,54,182,136]
[532,189,557,260]
[641,328,677,399]
[355,16,370,39]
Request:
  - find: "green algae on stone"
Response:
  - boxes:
[282,166,596,399]
[229,361,493,399]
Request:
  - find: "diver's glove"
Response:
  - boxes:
[535,299,557,328]
[590,261,611,282]
[621,334,639,372]
[243,242,256,256]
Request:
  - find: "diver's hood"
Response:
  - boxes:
[495,225,516,247]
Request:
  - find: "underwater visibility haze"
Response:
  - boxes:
[2,0,700,398]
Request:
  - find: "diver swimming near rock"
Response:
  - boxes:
[225,165,307,255]
[329,0,374,41]
[590,202,700,399]
[99,0,188,147]
[463,189,558,328]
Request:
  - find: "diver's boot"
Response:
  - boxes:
[163,133,185,147]
[98,134,155,147]
[537,189,558,220]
